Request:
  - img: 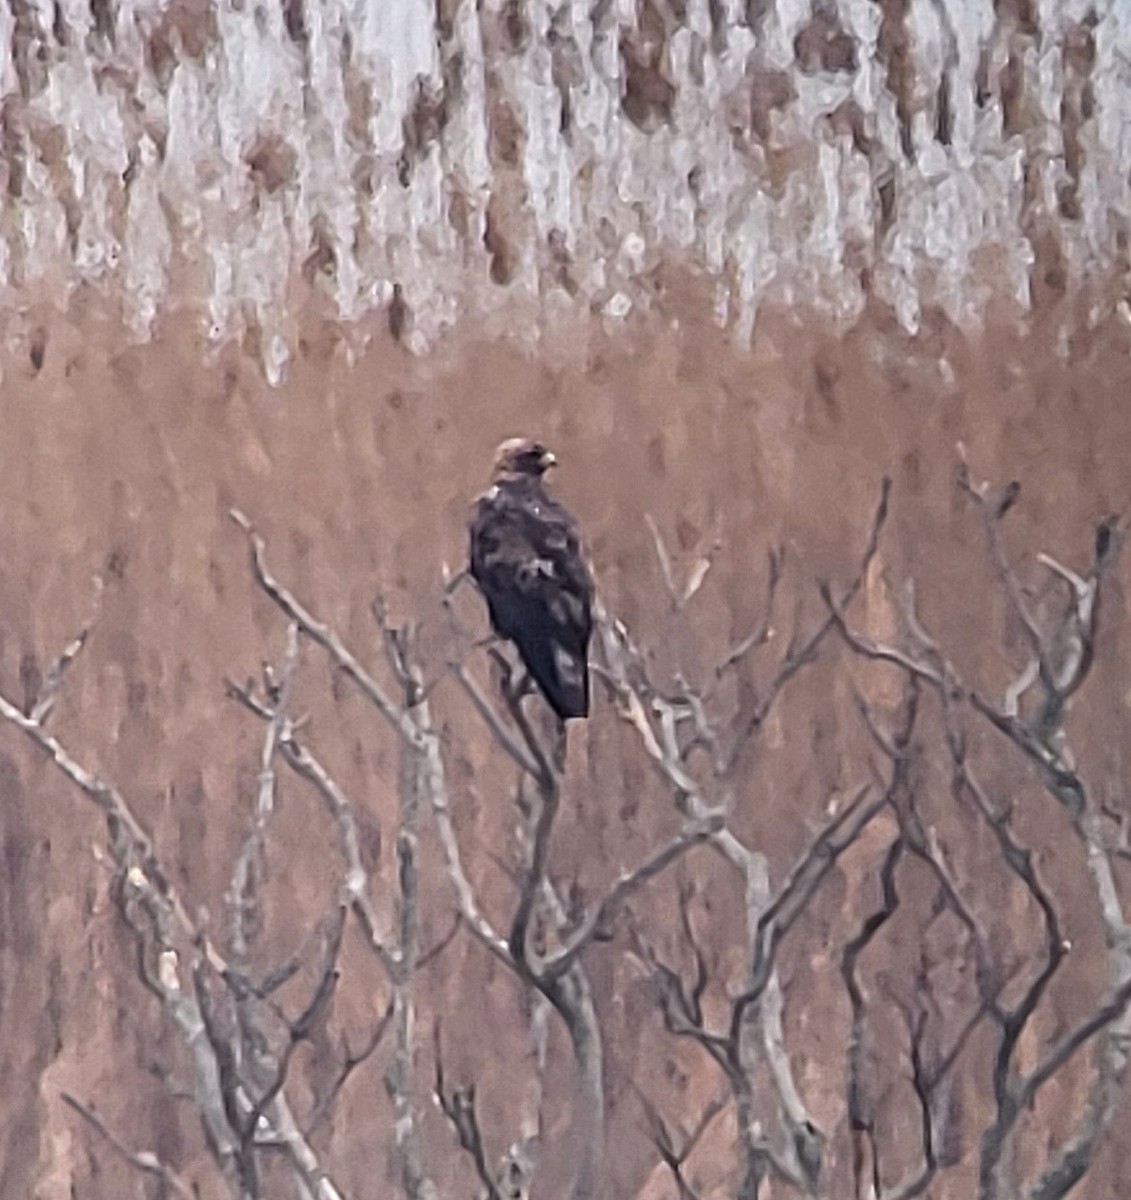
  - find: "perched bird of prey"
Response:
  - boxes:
[469,438,594,720]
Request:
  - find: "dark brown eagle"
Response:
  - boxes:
[469,438,594,720]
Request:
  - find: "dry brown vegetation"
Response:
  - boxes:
[3,287,1131,1199]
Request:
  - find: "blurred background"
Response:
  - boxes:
[2,2,1131,1198]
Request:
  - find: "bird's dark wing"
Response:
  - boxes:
[469,482,593,719]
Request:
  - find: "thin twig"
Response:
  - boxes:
[243,911,344,1143]
[62,1093,195,1200]
[230,509,423,749]
[714,546,784,681]
[433,1021,503,1200]
[725,476,891,774]
[29,576,104,725]
[227,679,398,976]
[453,664,543,778]
[305,998,395,1135]
[228,622,299,961]
[543,814,723,980]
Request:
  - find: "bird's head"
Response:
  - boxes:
[492,437,558,479]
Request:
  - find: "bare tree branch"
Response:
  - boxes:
[227,678,398,977]
[433,1020,503,1200]
[543,813,723,981]
[379,616,439,1200]
[724,476,891,773]
[0,635,250,1183]
[253,1090,345,1200]
[956,464,1048,680]
[242,909,344,1148]
[28,575,103,725]
[27,470,1130,1200]
[944,739,1068,1103]
[634,1081,726,1200]
[846,837,902,1199]
[713,545,784,683]
[0,688,190,926]
[1018,974,1131,1109]
[600,589,861,1192]
[453,662,543,778]
[645,513,679,607]
[227,622,299,961]
[62,1093,196,1200]
[230,509,424,750]
[306,996,395,1136]
[834,472,1131,1200]
[731,782,886,1042]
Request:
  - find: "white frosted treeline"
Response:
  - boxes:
[0,0,1126,379]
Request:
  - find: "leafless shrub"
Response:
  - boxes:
[4,471,1130,1200]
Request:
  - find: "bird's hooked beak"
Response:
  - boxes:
[539,449,558,470]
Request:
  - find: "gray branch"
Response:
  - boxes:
[62,1093,195,1200]
[833,473,1131,1200]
